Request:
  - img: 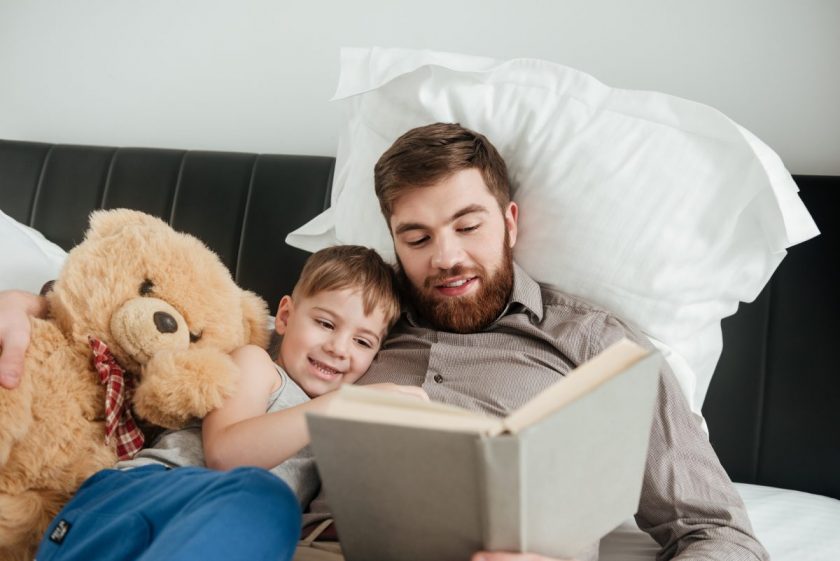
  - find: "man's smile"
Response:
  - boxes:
[434,276,479,297]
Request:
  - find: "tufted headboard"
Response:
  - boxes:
[1,139,838,500]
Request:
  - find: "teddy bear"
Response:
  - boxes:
[0,209,270,561]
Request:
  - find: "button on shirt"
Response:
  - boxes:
[356,263,768,561]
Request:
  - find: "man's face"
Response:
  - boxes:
[389,168,518,332]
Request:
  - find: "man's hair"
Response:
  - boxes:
[374,122,511,223]
[293,245,401,329]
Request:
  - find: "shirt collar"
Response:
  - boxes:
[402,262,544,328]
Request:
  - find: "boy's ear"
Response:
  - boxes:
[275,295,294,335]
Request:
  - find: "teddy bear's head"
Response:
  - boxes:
[47,209,270,428]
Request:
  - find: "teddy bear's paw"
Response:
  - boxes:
[133,348,238,429]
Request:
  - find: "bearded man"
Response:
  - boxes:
[348,122,768,561]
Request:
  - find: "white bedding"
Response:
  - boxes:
[600,483,840,560]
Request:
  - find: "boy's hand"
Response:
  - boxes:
[0,291,43,389]
[365,383,430,402]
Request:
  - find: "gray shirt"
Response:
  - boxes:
[350,263,768,561]
[117,364,319,508]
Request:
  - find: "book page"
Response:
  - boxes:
[502,338,649,434]
[324,384,503,434]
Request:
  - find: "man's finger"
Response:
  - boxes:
[0,365,22,389]
[0,335,28,390]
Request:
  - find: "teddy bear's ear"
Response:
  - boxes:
[85,209,168,241]
[240,290,271,349]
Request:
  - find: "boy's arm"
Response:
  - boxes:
[203,345,429,471]
[202,345,335,471]
[0,290,47,389]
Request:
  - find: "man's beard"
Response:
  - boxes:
[398,234,514,333]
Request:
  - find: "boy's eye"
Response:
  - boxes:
[355,338,374,349]
[315,319,334,330]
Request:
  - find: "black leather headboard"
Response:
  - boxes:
[0,140,334,314]
[703,175,839,500]
[1,139,837,500]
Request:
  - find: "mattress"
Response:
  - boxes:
[599,483,840,560]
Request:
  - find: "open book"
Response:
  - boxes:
[306,338,662,561]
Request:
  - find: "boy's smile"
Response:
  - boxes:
[274,288,387,397]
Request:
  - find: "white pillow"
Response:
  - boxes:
[287,47,819,413]
[0,208,67,293]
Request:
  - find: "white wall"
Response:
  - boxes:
[1,0,838,174]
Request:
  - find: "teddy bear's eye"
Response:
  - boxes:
[139,279,154,296]
[189,331,203,343]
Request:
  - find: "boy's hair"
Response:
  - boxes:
[293,245,401,329]
[373,122,512,223]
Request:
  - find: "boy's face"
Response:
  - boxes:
[275,288,387,397]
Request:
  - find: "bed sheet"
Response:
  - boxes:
[599,483,840,561]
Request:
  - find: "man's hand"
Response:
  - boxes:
[472,553,577,561]
[0,290,44,389]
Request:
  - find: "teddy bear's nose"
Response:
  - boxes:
[153,311,179,334]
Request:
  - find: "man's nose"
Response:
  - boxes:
[430,236,464,270]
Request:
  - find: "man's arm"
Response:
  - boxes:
[601,316,769,561]
[0,290,46,389]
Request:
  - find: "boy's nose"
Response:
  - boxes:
[325,335,349,358]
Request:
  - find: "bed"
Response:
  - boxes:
[1,138,838,560]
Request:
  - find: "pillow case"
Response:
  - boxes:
[287,47,818,412]
[0,208,67,293]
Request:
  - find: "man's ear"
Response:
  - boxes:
[275,295,294,335]
[505,201,519,247]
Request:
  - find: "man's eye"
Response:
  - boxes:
[406,236,428,247]
[459,224,480,233]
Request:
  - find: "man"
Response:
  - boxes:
[354,123,767,561]
[0,123,768,561]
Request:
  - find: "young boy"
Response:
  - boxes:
[202,244,426,474]
[34,245,424,561]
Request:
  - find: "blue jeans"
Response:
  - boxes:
[36,465,301,561]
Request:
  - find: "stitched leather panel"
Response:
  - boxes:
[0,139,51,223]
[101,147,185,219]
[758,176,839,499]
[236,154,336,314]
[704,286,771,485]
